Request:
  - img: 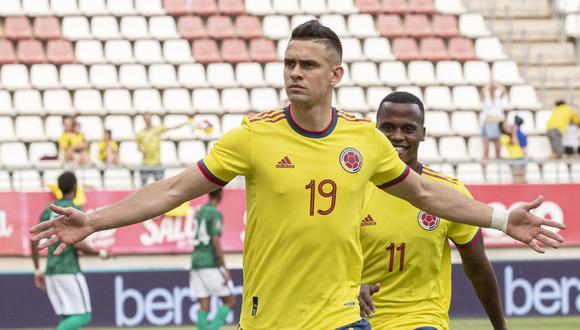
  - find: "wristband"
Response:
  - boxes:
[98,249,109,259]
[491,207,509,233]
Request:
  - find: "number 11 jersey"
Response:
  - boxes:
[198,106,409,329]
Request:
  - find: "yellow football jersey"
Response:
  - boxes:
[198,107,409,329]
[360,164,481,330]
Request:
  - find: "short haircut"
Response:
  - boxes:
[555,100,566,106]
[209,188,223,200]
[58,171,77,195]
[104,129,112,136]
[290,20,342,64]
[377,91,425,125]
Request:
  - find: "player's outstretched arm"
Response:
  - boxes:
[30,167,220,254]
[384,170,566,252]
[458,238,506,330]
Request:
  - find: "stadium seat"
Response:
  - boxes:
[0,40,17,64]
[163,0,188,15]
[0,91,15,116]
[133,114,162,132]
[193,88,222,113]
[120,16,149,40]
[103,89,134,114]
[475,37,507,61]
[14,89,43,114]
[338,64,353,86]
[379,61,408,86]
[135,0,165,15]
[34,17,61,40]
[571,163,580,182]
[0,117,16,141]
[342,38,365,62]
[222,114,245,134]
[160,141,179,166]
[222,39,250,63]
[207,63,237,88]
[355,0,381,14]
[104,40,134,64]
[245,0,274,15]
[424,111,450,136]
[509,85,542,110]
[425,86,454,111]
[292,14,317,29]
[75,40,106,64]
[420,37,449,61]
[453,85,482,110]
[377,15,405,38]
[119,64,150,89]
[555,0,580,14]
[4,17,33,40]
[272,0,300,15]
[434,0,465,15]
[366,87,392,109]
[75,116,103,141]
[485,163,513,184]
[16,116,46,141]
[178,16,207,39]
[235,15,262,39]
[192,39,222,63]
[44,115,64,140]
[507,110,537,134]
[149,64,179,89]
[74,89,104,115]
[535,110,551,132]
[178,140,206,164]
[17,40,46,64]
[451,111,479,136]
[44,89,74,115]
[337,87,368,111]
[218,0,245,15]
[1,143,30,167]
[405,15,432,38]
[108,0,137,16]
[192,114,221,140]
[492,61,524,85]
[60,64,90,89]
[276,38,289,59]
[207,15,236,39]
[76,168,103,189]
[29,142,58,165]
[432,15,458,37]
[162,114,192,140]
[351,62,379,87]
[436,61,464,85]
[1,64,30,90]
[328,0,357,14]
[392,38,420,61]
[347,14,378,38]
[439,136,469,161]
[543,163,571,183]
[23,0,49,15]
[163,88,191,113]
[464,60,490,85]
[51,0,80,16]
[524,163,542,183]
[91,16,120,40]
[163,39,193,63]
[263,15,291,39]
[300,0,327,14]
[410,0,436,13]
[408,61,437,86]
[456,163,485,184]
[527,136,551,159]
[251,88,279,111]
[0,0,22,16]
[192,0,219,15]
[382,0,409,13]
[104,115,134,140]
[459,14,490,38]
[79,0,109,15]
[448,37,476,61]
[249,39,278,63]
[236,63,265,88]
[178,63,207,88]
[418,137,440,161]
[320,15,348,37]
[565,14,580,37]
[46,40,75,64]
[62,16,91,40]
[89,64,120,89]
[363,38,395,61]
[12,170,43,191]
[103,168,134,189]
[134,89,163,114]
[265,62,284,88]
[135,40,164,64]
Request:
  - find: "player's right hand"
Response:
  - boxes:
[34,271,46,291]
[30,204,94,255]
[358,283,380,318]
[222,268,231,285]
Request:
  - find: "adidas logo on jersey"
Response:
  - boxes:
[361,214,376,226]
[276,156,295,168]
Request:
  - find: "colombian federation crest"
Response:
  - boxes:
[339,147,362,173]
[417,210,440,231]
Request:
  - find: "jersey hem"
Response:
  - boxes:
[197,160,228,186]
[452,228,483,249]
[377,165,411,189]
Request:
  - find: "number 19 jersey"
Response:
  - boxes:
[198,106,409,329]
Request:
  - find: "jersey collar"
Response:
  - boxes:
[284,105,338,139]
[417,162,423,175]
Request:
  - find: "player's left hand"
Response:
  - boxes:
[34,271,46,291]
[506,196,566,253]
[358,283,380,318]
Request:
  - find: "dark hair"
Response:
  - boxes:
[209,188,223,200]
[377,91,425,125]
[290,20,342,63]
[104,129,112,136]
[514,115,524,127]
[58,171,77,195]
[555,100,566,106]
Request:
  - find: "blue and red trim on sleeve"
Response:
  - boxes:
[452,228,483,250]
[377,165,411,189]
[197,160,228,186]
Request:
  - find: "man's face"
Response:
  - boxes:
[376,102,425,164]
[143,114,152,126]
[63,117,73,131]
[283,40,342,107]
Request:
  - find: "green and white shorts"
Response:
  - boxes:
[46,273,92,315]
[190,268,234,299]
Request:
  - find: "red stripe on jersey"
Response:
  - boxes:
[377,166,411,189]
[453,228,483,250]
[422,171,459,186]
[197,160,228,186]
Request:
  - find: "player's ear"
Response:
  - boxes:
[330,64,344,87]
[421,127,426,141]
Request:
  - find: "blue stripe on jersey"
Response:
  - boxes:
[284,105,338,139]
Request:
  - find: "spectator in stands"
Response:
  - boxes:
[480,81,505,160]
[97,129,119,165]
[546,100,580,159]
[58,116,75,163]
[500,116,527,184]
[136,113,192,187]
[71,121,90,166]
[563,124,579,158]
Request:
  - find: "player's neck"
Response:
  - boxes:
[289,103,333,132]
[62,193,75,200]
[407,159,420,174]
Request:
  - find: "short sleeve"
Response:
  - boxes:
[197,118,252,186]
[39,208,51,222]
[58,134,69,149]
[447,182,481,248]
[370,128,410,189]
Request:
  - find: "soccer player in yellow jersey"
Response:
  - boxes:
[358,92,506,330]
[32,21,564,330]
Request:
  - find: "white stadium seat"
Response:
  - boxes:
[439,136,470,161]
[135,0,165,15]
[12,170,43,191]
[207,63,237,88]
[222,88,251,113]
[149,16,178,39]
[351,62,379,87]
[118,141,142,165]
[341,38,364,62]
[273,0,300,15]
[364,38,395,61]
[464,60,490,86]
[163,39,193,64]
[62,16,91,40]
[543,163,571,183]
[0,0,22,15]
[451,111,480,136]
[459,14,490,38]
[0,91,15,116]
[456,163,485,184]
[453,86,482,110]
[133,89,163,114]
[337,87,368,112]
[120,16,150,40]
[222,114,246,134]
[347,14,378,38]
[509,85,542,110]
[396,86,423,101]
[90,64,120,89]
[0,117,16,142]
[75,116,103,141]
[92,16,120,40]
[103,168,133,190]
[300,0,327,15]
[178,140,206,164]
[527,136,551,159]
[134,40,164,64]
[51,0,80,16]
[75,40,105,64]
[475,37,507,61]
[246,0,274,15]
[485,163,513,184]
[1,143,30,167]
[435,0,465,15]
[492,61,524,85]
[119,64,149,89]
[29,142,58,165]
[424,111,450,137]
[61,64,90,89]
[380,61,408,86]
[31,64,60,89]
[162,115,192,140]
[74,89,104,115]
[179,64,207,88]
[436,61,464,86]
[320,15,349,36]
[133,114,161,132]
[251,88,280,112]
[236,63,265,88]
[149,64,179,89]
[192,114,222,140]
[408,61,437,86]
[291,15,316,30]
[366,87,393,110]
[418,137,440,162]
[1,64,30,91]
[107,0,136,16]
[163,88,192,114]
[15,116,46,141]
[104,89,133,114]
[45,115,63,141]
[44,89,74,115]
[14,90,44,115]
[265,62,284,88]
[161,141,179,165]
[263,15,290,39]
[193,88,222,113]
[79,0,108,15]
[105,40,135,64]
[424,86,454,111]
[0,171,11,191]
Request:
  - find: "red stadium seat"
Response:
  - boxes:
[218,0,245,15]
[207,16,236,39]
[382,0,409,14]
[420,37,449,61]
[432,15,458,37]
[236,16,262,39]
[178,16,207,39]
[377,15,405,37]
[392,37,420,61]
[354,0,382,14]
[249,39,278,63]
[34,17,61,40]
[405,15,432,37]
[222,39,250,63]
[163,0,190,15]
[0,40,17,64]
[4,17,33,40]
[449,37,476,61]
[409,0,436,14]
[47,40,75,64]
[192,39,222,63]
[17,39,46,64]
[192,0,218,16]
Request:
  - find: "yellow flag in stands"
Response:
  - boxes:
[47,182,87,206]
[165,201,191,217]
